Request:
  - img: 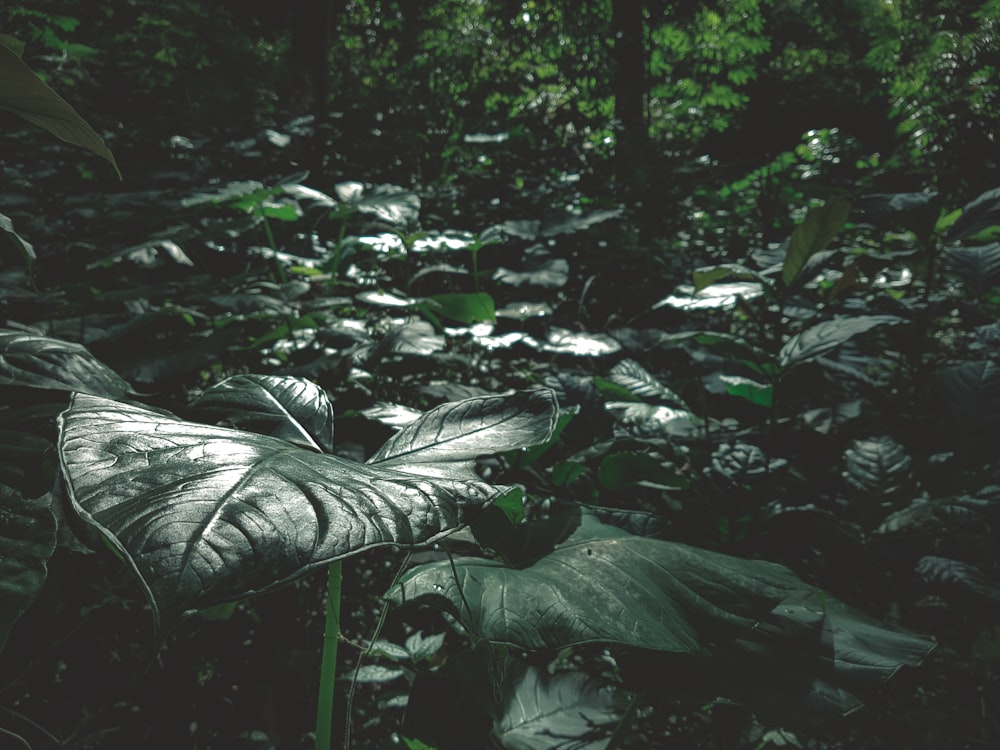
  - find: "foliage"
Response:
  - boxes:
[2,2,1000,749]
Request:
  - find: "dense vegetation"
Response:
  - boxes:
[2,1,1000,748]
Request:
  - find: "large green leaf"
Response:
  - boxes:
[0,42,119,177]
[0,485,57,653]
[945,243,1000,297]
[59,391,555,631]
[192,374,335,453]
[931,360,1000,459]
[334,181,421,226]
[783,197,851,286]
[606,358,688,409]
[368,389,558,481]
[393,514,934,718]
[778,315,904,369]
[493,665,619,750]
[946,187,1000,243]
[0,329,130,398]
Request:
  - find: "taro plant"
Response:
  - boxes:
[0,331,559,748]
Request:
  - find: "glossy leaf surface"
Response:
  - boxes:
[368,389,558,481]
[494,666,618,750]
[393,515,934,715]
[0,329,130,398]
[192,374,335,453]
[946,243,1000,296]
[58,391,555,630]
[608,359,688,408]
[783,197,851,286]
[946,187,1000,243]
[0,42,120,177]
[843,436,912,496]
[779,315,903,369]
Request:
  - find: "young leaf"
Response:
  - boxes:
[58,394,517,631]
[368,389,558,481]
[0,43,120,177]
[0,486,57,653]
[193,375,335,453]
[0,329,130,398]
[783,197,851,286]
[779,315,904,369]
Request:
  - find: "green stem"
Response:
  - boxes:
[315,560,343,750]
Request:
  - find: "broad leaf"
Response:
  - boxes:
[857,191,939,237]
[392,515,933,717]
[779,315,904,369]
[0,329,130,398]
[334,182,421,226]
[931,360,1000,459]
[0,42,120,177]
[192,374,335,453]
[946,187,1000,243]
[607,359,688,408]
[653,282,765,311]
[368,389,558,481]
[493,250,569,289]
[421,292,496,325]
[945,243,1000,296]
[783,197,851,286]
[0,485,57,653]
[692,263,771,293]
[539,208,621,237]
[917,556,1000,612]
[719,374,773,407]
[843,436,912,497]
[58,393,553,630]
[527,328,621,357]
[493,665,618,750]
[598,451,689,490]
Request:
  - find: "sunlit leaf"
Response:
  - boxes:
[0,43,119,177]
[368,389,558,481]
[528,328,621,357]
[719,374,773,407]
[605,402,701,439]
[58,392,556,630]
[0,329,130,397]
[608,359,688,408]
[192,375,335,453]
[334,182,420,226]
[0,485,56,653]
[493,252,569,288]
[653,282,766,311]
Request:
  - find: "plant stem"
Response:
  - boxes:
[315,560,343,750]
